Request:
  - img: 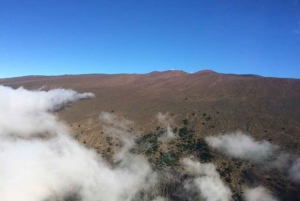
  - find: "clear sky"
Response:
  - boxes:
[1,0,300,78]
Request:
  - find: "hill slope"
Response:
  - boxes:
[1,70,300,200]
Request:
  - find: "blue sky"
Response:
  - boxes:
[1,0,300,78]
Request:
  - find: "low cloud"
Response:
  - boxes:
[157,112,168,123]
[151,197,167,201]
[2,85,298,200]
[158,126,176,142]
[156,112,175,141]
[100,111,133,130]
[0,135,155,201]
[205,132,277,163]
[182,158,279,201]
[288,158,300,183]
[0,85,156,201]
[0,86,94,138]
[99,111,137,161]
[206,132,300,184]
[165,126,175,139]
[244,186,279,201]
[183,157,232,201]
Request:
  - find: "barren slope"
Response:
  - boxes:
[1,70,300,200]
[1,70,300,147]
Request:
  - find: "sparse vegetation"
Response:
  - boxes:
[195,139,213,162]
[183,119,188,125]
[232,193,242,201]
[178,126,188,137]
[205,116,211,121]
[6,72,300,201]
[106,137,113,145]
[157,151,180,167]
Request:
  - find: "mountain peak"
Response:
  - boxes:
[194,69,216,74]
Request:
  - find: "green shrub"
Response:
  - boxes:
[196,139,213,162]
[179,127,188,138]
[205,116,211,121]
[225,177,231,183]
[232,193,242,201]
[183,119,188,125]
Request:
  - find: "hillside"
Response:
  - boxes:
[1,70,300,201]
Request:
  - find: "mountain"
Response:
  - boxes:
[1,70,300,201]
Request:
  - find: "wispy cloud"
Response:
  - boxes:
[288,158,300,183]
[156,112,176,141]
[183,157,232,201]
[244,186,279,201]
[205,132,277,163]
[206,132,300,185]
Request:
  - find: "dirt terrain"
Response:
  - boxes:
[1,70,300,200]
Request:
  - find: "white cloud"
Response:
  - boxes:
[0,85,156,201]
[158,126,176,142]
[152,197,167,201]
[156,112,176,142]
[244,186,278,201]
[205,132,277,163]
[288,157,300,183]
[157,112,168,123]
[206,132,300,183]
[0,86,94,138]
[183,157,232,201]
[165,126,175,139]
[99,111,136,161]
[2,85,297,200]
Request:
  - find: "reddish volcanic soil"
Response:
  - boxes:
[1,70,300,151]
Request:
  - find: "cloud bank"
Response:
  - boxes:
[0,86,94,138]
[0,86,156,201]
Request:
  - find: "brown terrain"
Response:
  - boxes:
[1,70,300,201]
